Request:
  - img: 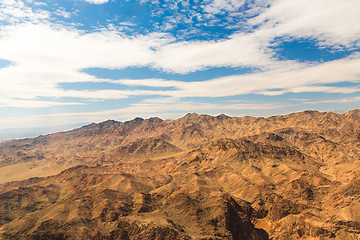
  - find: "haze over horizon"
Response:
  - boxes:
[0,109,359,140]
[0,0,360,135]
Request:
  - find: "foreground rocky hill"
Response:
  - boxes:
[0,109,360,239]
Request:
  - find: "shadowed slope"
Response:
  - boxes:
[0,110,360,239]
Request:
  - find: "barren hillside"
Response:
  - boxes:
[1,110,360,239]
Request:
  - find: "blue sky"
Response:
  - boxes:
[0,0,359,136]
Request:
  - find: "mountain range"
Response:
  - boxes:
[0,109,360,239]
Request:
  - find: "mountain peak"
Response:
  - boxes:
[1,109,360,239]
[216,113,230,120]
[147,117,163,123]
[183,112,199,118]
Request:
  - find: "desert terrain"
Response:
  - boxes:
[0,110,360,239]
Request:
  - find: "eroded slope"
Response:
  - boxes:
[0,110,360,239]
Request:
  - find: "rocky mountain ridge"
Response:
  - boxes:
[0,109,360,239]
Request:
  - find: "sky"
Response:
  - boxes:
[0,0,359,138]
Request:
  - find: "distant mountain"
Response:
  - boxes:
[0,110,360,239]
[0,123,87,140]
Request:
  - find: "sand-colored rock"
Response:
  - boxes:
[0,109,360,239]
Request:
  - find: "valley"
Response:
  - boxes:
[0,110,360,239]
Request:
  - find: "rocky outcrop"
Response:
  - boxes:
[0,109,360,239]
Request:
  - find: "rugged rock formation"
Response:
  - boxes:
[0,109,360,239]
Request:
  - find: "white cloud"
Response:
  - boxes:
[203,0,246,14]
[305,96,360,104]
[0,0,16,4]
[0,0,359,113]
[54,8,71,18]
[32,2,47,6]
[153,33,281,73]
[251,0,360,48]
[0,0,50,23]
[0,99,83,108]
[119,54,360,98]
[0,23,162,70]
[144,0,360,73]
[0,23,170,104]
[0,19,359,109]
[83,0,109,4]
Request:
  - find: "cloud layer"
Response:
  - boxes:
[0,0,359,130]
[251,0,360,48]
